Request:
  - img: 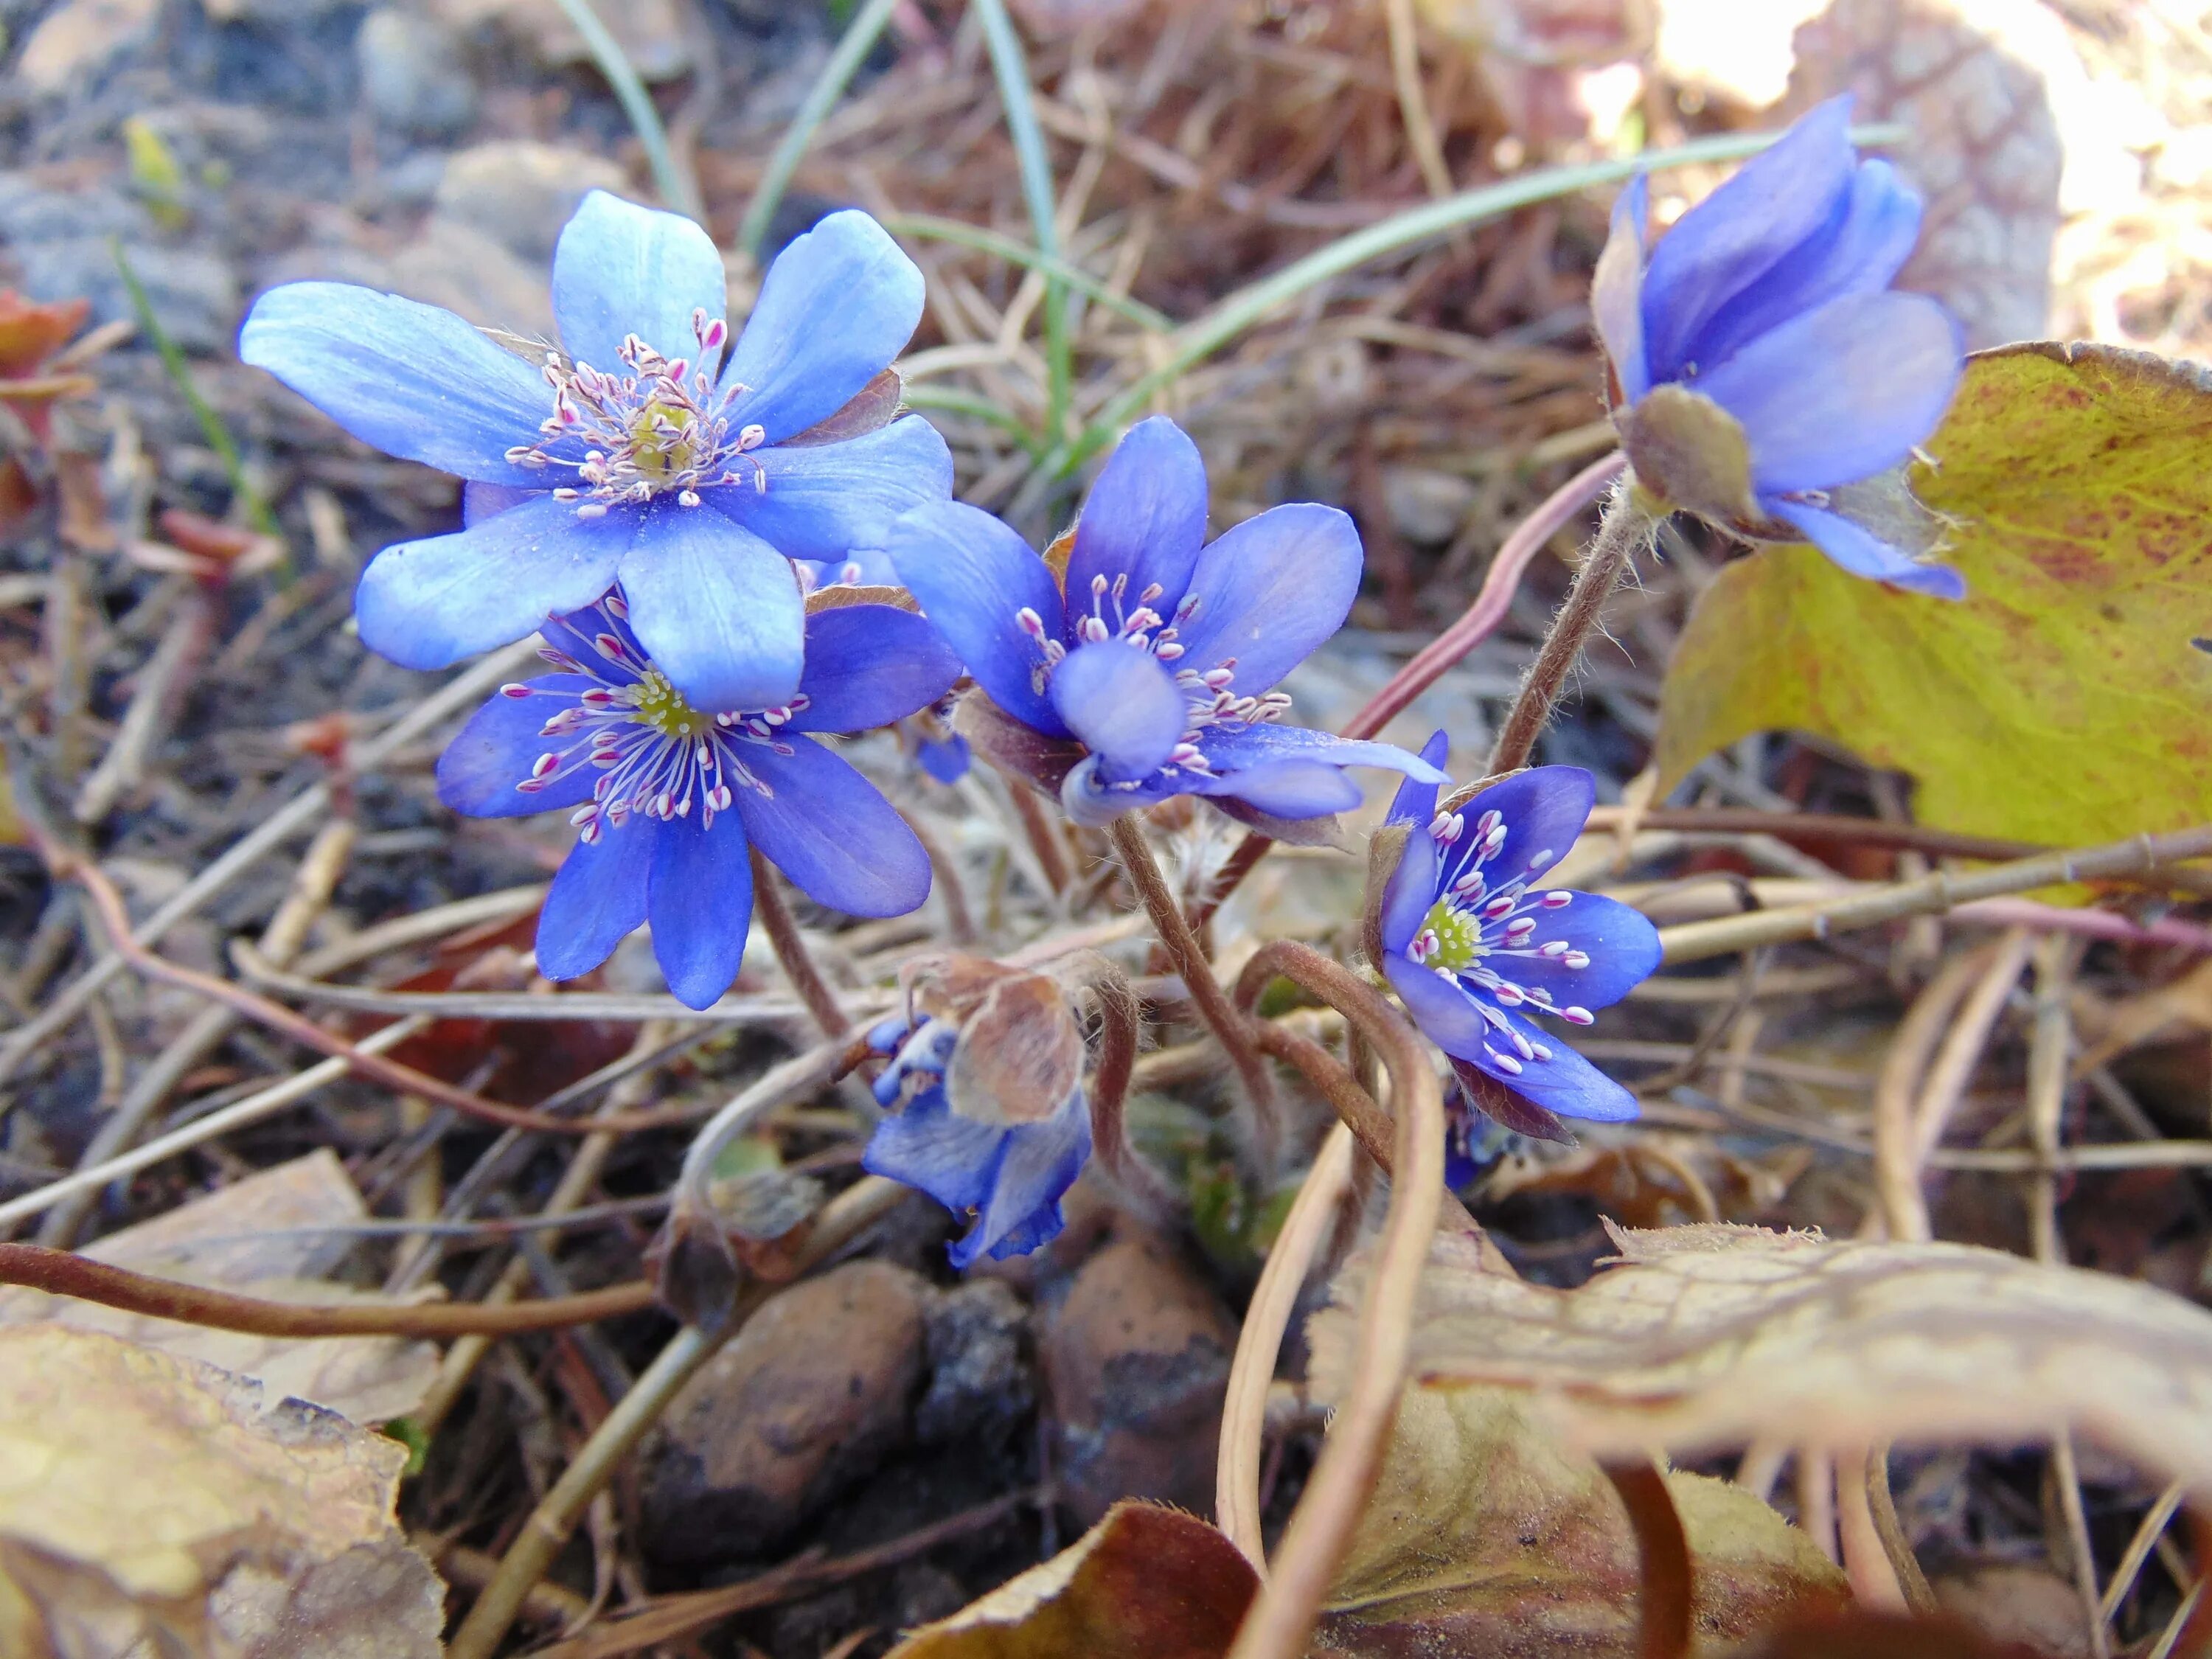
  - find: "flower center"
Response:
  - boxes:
[502,312,768,516]
[1415,898,1484,972]
[632,669,706,740]
[1407,804,1597,1036]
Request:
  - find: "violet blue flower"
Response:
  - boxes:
[1375,736,1660,1135]
[885,417,1445,829]
[240,192,951,712]
[1596,97,1966,597]
[861,1011,1092,1267]
[435,588,960,1010]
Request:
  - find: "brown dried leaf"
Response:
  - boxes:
[883,1500,1256,1659]
[0,1324,443,1658]
[1328,1225,2212,1496]
[947,973,1085,1127]
[1418,0,1646,147]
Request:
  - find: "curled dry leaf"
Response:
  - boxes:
[883,1500,1256,1659]
[0,1324,443,1659]
[1330,1223,2212,1500]
[1417,0,1648,147]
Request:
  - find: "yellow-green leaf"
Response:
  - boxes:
[1655,343,2212,846]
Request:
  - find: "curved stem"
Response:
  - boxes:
[972,0,1071,442]
[736,0,901,257]
[1604,1459,1693,1659]
[751,849,850,1040]
[549,0,700,220]
[1488,484,1650,775]
[1106,814,1280,1172]
[1085,964,1179,1220]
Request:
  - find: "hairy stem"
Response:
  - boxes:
[1086,964,1179,1220]
[751,849,850,1040]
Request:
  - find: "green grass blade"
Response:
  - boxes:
[881,212,1171,333]
[737,0,904,260]
[547,0,703,222]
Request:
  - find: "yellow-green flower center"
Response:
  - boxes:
[634,669,707,739]
[625,398,700,484]
[1419,898,1484,972]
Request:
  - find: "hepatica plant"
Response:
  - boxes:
[240,192,950,712]
[1373,737,1661,1141]
[436,591,960,1009]
[886,416,1445,829]
[1597,96,1967,597]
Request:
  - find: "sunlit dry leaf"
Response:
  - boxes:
[947,973,1085,1127]
[1418,0,1646,146]
[1655,344,2212,849]
[883,1500,1256,1659]
[1326,1224,2212,1499]
[0,1325,443,1658]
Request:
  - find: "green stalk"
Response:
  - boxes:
[548,0,702,222]
[738,0,904,259]
[880,212,1171,332]
[898,383,1048,453]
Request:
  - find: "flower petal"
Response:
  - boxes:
[1064,416,1209,620]
[1171,503,1362,695]
[863,1087,1004,1219]
[1385,731,1453,828]
[437,675,601,818]
[535,827,650,982]
[1048,642,1187,782]
[1640,97,1857,384]
[786,603,963,733]
[918,733,970,784]
[1462,1008,1642,1124]
[240,282,553,486]
[1384,952,1498,1062]
[888,500,1069,736]
[708,416,953,565]
[1593,173,1650,403]
[1764,495,1967,599]
[1476,891,1661,1012]
[1439,765,1596,894]
[616,509,805,712]
[646,809,754,1010]
[1193,720,1448,784]
[355,494,630,670]
[1378,819,1439,956]
[463,481,544,526]
[960,1091,1091,1266]
[1198,758,1361,820]
[734,735,931,917]
[720,210,925,444]
[552,191,728,369]
[1694,291,1963,493]
[1680,157,1924,374]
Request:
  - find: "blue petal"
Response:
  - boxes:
[552,191,728,370]
[734,734,931,917]
[862,1086,1004,1220]
[1461,1007,1642,1124]
[1385,951,1498,1062]
[539,605,644,685]
[918,734,971,785]
[1049,642,1187,782]
[1064,416,1209,622]
[240,282,553,487]
[708,417,954,564]
[437,675,601,818]
[535,827,651,982]
[463,481,544,526]
[646,808,754,1010]
[1593,174,1650,403]
[786,604,962,733]
[616,508,805,712]
[1439,767,1596,895]
[887,500,1069,736]
[1385,731,1452,828]
[1171,504,1361,695]
[1695,292,1962,493]
[1193,721,1447,783]
[1473,891,1661,1012]
[355,494,630,670]
[1641,97,1857,384]
[720,210,925,444]
[1765,496,1966,599]
[1197,759,1361,820]
[1680,158,1923,374]
[1378,820,1439,956]
[963,1090,1091,1265]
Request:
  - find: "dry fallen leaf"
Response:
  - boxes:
[0,1324,443,1658]
[883,1500,1256,1659]
[0,1152,439,1425]
[1329,1224,2212,1498]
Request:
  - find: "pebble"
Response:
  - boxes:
[434,0,693,83]
[917,1278,1031,1446]
[641,1260,930,1563]
[357,7,479,140]
[15,0,161,96]
[432,141,631,262]
[1040,1236,1236,1525]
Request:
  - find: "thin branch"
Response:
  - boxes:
[1604,1459,1692,1659]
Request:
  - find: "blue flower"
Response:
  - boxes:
[860,1010,1092,1267]
[885,416,1446,828]
[916,731,971,785]
[1375,737,1661,1132]
[240,193,952,711]
[1596,97,1966,598]
[435,589,961,1009]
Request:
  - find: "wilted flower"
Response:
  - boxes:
[1372,736,1660,1138]
[886,417,1444,830]
[1596,97,1966,597]
[436,589,961,1009]
[861,956,1094,1266]
[240,192,951,712]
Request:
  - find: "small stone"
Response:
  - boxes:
[917,1279,1031,1445]
[15,0,161,96]
[15,240,239,355]
[1931,1565,2095,1658]
[641,1260,929,1562]
[357,8,479,140]
[383,215,555,336]
[437,0,692,82]
[1040,1237,1236,1526]
[432,141,632,263]
[1380,465,1478,546]
[202,0,353,18]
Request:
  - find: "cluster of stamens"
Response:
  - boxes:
[502,595,804,839]
[1405,804,1597,1077]
[504,310,767,515]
